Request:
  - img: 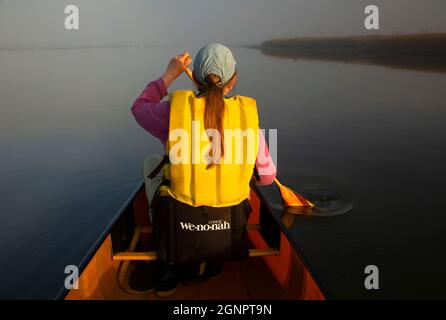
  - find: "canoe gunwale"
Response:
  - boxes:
[55,181,145,300]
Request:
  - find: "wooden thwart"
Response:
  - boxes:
[113,224,277,261]
[113,248,279,261]
[114,251,158,261]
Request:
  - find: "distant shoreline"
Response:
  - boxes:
[259,33,446,73]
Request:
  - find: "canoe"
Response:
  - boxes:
[58,181,325,300]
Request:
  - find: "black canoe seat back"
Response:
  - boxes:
[110,185,280,295]
[110,184,280,264]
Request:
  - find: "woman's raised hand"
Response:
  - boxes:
[162,52,193,88]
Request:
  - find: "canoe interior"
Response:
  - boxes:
[65,184,324,300]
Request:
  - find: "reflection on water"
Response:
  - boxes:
[1,45,446,299]
[260,46,446,74]
[269,188,353,217]
[300,189,354,217]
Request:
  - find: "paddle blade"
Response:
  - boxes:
[275,178,315,208]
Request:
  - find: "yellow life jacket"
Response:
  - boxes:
[159,90,259,207]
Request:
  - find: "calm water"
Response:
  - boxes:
[1,46,445,299]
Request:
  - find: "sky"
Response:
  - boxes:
[0,0,445,48]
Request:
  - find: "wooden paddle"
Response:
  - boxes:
[183,67,314,209]
[184,68,198,86]
[274,178,314,208]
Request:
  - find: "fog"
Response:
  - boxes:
[0,0,445,48]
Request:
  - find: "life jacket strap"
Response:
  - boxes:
[147,155,170,179]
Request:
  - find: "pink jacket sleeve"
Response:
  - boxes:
[254,130,277,186]
[131,78,170,145]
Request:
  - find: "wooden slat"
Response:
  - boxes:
[113,223,272,262]
[248,248,280,257]
[114,252,158,261]
[113,248,279,261]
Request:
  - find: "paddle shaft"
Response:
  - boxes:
[185,68,199,87]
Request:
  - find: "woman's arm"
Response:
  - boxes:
[131,78,170,145]
[254,130,277,186]
[131,52,193,144]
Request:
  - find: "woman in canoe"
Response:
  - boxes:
[131,43,276,297]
